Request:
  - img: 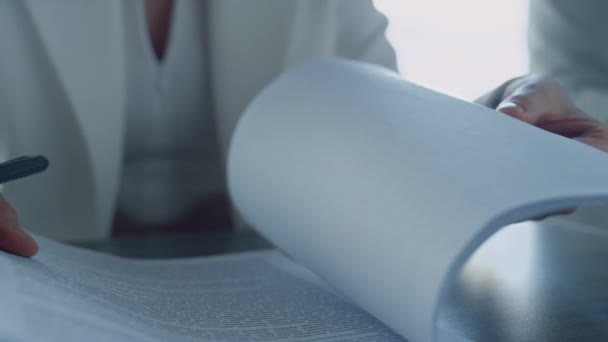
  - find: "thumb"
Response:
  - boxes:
[496,76,573,125]
[496,101,537,124]
[0,196,38,257]
[496,91,546,125]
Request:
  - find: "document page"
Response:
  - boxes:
[228,59,608,342]
[0,236,403,342]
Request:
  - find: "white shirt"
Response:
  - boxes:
[117,0,224,225]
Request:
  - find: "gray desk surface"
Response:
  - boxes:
[75,218,608,342]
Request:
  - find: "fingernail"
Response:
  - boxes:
[14,224,29,237]
[14,224,32,238]
[497,101,523,113]
[497,101,535,123]
[15,224,29,235]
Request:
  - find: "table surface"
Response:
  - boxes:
[75,218,608,342]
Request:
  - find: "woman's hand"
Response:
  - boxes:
[0,195,38,257]
[485,75,608,152]
[480,75,608,219]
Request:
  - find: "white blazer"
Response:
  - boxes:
[0,0,397,241]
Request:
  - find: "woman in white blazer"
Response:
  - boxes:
[0,0,398,255]
[2,0,608,257]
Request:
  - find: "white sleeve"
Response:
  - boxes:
[332,0,398,72]
[529,0,608,123]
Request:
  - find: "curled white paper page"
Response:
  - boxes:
[228,59,608,342]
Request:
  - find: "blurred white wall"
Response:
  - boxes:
[374,0,530,100]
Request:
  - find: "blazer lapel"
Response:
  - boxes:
[23,0,127,235]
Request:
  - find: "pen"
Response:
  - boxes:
[0,156,49,185]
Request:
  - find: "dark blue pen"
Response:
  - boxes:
[0,156,49,184]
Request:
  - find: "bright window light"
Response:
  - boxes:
[374,0,530,100]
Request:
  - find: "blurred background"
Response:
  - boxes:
[374,0,529,100]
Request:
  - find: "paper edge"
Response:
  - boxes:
[432,194,608,341]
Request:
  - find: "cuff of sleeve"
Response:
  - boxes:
[474,76,526,109]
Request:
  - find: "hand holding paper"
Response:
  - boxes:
[228,59,608,342]
[493,75,608,153]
